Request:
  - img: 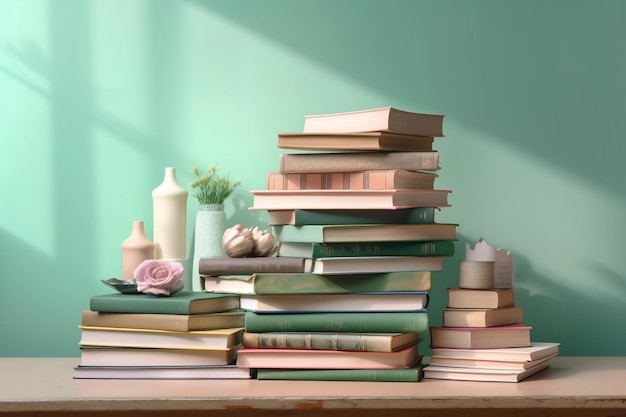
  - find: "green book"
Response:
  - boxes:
[271,223,457,243]
[268,208,437,226]
[256,363,423,382]
[244,311,429,333]
[201,271,432,295]
[278,240,455,258]
[89,291,240,315]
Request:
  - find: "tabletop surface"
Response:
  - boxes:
[1,356,625,413]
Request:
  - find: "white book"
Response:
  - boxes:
[423,360,553,382]
[239,292,429,313]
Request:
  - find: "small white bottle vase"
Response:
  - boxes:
[120,220,155,280]
[152,167,188,259]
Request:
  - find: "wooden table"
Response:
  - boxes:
[1,357,625,417]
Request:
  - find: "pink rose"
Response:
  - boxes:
[133,260,185,296]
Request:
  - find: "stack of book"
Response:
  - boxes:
[201,107,456,381]
[424,262,560,382]
[73,291,252,379]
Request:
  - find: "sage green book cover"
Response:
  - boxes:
[89,291,240,315]
[202,271,432,295]
[244,311,429,333]
[256,362,423,382]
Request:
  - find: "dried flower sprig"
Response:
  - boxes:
[190,165,241,205]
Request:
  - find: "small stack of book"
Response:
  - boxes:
[424,261,560,382]
[73,291,252,379]
[200,107,455,381]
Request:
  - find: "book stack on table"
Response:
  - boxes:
[73,291,251,379]
[423,253,560,382]
[201,107,456,381]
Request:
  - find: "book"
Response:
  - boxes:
[73,364,252,380]
[244,311,429,333]
[430,342,560,362]
[443,306,523,328]
[268,207,438,226]
[236,343,421,369]
[310,256,443,274]
[277,240,455,258]
[447,288,515,309]
[78,346,240,367]
[80,309,245,332]
[242,332,420,352]
[423,361,551,382]
[302,107,445,137]
[201,270,432,295]
[429,352,558,371]
[277,132,435,151]
[239,292,429,313]
[198,257,313,276]
[251,189,451,210]
[267,169,437,191]
[278,151,440,174]
[256,362,423,382]
[430,325,532,349]
[78,326,244,350]
[271,223,457,243]
[89,291,240,315]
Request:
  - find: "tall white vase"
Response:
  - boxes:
[191,204,226,292]
[152,167,188,260]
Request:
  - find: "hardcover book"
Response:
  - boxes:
[89,291,240,315]
[278,151,440,174]
[267,207,438,226]
[310,256,443,274]
[277,240,455,258]
[242,332,420,352]
[429,325,532,349]
[198,257,313,276]
[236,343,421,369]
[447,288,515,309]
[78,346,240,367]
[78,326,244,350]
[244,311,429,333]
[251,189,451,210]
[73,364,252,380]
[277,132,435,151]
[429,352,558,371]
[302,107,445,137]
[80,309,245,332]
[201,270,432,295]
[256,362,423,382]
[429,342,560,362]
[271,223,457,243]
[239,292,429,313]
[443,306,523,328]
[423,361,551,383]
[267,169,437,191]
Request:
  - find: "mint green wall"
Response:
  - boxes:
[1,0,625,357]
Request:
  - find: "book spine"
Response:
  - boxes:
[252,271,432,294]
[242,332,395,352]
[267,171,435,191]
[256,366,423,382]
[310,240,455,257]
[198,257,308,275]
[272,207,437,226]
[244,311,429,333]
[279,152,440,174]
